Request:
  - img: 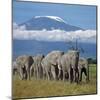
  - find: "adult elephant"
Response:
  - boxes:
[57,50,79,83]
[78,57,89,82]
[31,54,44,79]
[16,55,34,80]
[41,51,64,80]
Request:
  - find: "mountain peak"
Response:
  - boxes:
[34,16,66,23]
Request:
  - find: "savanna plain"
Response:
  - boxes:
[12,64,97,99]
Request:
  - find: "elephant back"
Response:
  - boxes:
[45,50,64,66]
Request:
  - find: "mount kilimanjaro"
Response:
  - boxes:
[19,16,83,31]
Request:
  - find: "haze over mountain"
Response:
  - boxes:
[19,16,83,31]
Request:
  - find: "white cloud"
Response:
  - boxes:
[13,23,96,43]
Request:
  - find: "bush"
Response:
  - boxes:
[87,58,97,64]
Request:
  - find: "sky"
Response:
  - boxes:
[13,0,97,30]
[13,0,97,58]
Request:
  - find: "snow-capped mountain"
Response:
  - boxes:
[19,16,83,31]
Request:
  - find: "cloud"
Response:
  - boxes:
[13,23,96,43]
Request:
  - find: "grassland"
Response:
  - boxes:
[12,64,97,99]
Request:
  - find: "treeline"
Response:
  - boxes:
[87,58,97,64]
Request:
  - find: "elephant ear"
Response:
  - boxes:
[28,56,34,66]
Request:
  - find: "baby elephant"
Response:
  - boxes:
[78,57,89,82]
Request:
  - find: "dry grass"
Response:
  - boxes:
[12,64,97,99]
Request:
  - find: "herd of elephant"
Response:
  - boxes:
[13,50,89,83]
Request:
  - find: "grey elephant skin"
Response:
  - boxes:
[41,51,64,80]
[12,61,19,75]
[78,57,89,82]
[16,55,34,80]
[31,54,44,79]
[57,50,79,83]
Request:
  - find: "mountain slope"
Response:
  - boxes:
[19,16,83,31]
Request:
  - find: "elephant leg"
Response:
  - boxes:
[51,65,56,80]
[69,67,73,83]
[73,69,78,83]
[47,72,50,80]
[30,67,33,77]
[19,68,22,80]
[24,71,27,80]
[34,67,37,79]
[38,67,40,79]
[42,65,49,80]
[62,69,65,81]
[36,68,38,79]
[39,66,43,79]
[23,66,27,80]
[42,67,46,80]
[79,68,82,82]
[36,64,39,79]
[58,69,61,80]
[29,68,31,80]
[73,69,79,83]
[35,68,37,79]
[38,66,42,79]
[35,70,37,79]
[45,68,50,80]
[80,68,85,82]
[29,67,32,79]
[73,69,76,82]
[19,67,24,80]
[65,71,69,80]
[76,71,79,83]
[58,65,62,80]
[83,68,88,82]
[38,68,40,79]
[81,70,83,82]
[33,68,35,78]
[68,68,73,83]
[26,67,31,80]
[41,67,43,79]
